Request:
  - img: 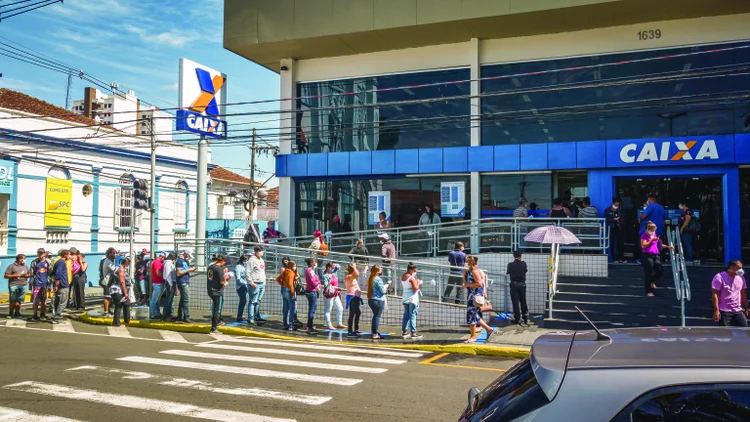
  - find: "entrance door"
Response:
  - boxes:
[615,177,723,263]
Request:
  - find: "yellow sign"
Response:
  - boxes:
[45,178,72,227]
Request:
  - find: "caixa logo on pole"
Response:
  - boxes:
[176,58,228,139]
[619,139,719,164]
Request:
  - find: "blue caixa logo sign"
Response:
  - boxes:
[606,135,734,168]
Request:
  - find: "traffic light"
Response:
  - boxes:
[133,179,150,210]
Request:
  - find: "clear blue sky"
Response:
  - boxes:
[0,0,281,186]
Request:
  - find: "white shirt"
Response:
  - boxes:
[163,260,176,287]
[246,256,267,284]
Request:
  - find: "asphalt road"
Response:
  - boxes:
[0,319,517,421]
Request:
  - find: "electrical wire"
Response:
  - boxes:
[0,0,60,20]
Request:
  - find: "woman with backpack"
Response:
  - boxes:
[276,259,298,331]
[344,264,363,338]
[110,254,133,327]
[322,262,345,331]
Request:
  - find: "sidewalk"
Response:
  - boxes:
[73,304,545,358]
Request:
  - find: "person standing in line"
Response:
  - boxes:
[207,254,230,334]
[678,201,697,262]
[309,230,323,251]
[235,255,249,322]
[304,258,320,334]
[578,197,598,219]
[638,194,666,264]
[711,259,748,327]
[276,260,298,330]
[444,241,467,304]
[50,249,71,324]
[548,198,571,219]
[344,264,363,338]
[322,262,345,331]
[401,262,422,339]
[175,248,196,323]
[604,198,625,263]
[99,247,117,316]
[29,248,50,321]
[376,211,391,230]
[246,246,267,325]
[110,254,132,327]
[379,233,396,284]
[507,250,529,326]
[463,256,494,343]
[280,256,304,329]
[349,239,370,293]
[4,254,29,319]
[149,252,166,320]
[70,252,88,310]
[134,250,150,306]
[513,198,529,218]
[162,252,177,321]
[640,221,674,297]
[65,247,77,308]
[367,265,390,340]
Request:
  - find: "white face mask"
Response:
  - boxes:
[678,204,684,210]
[737,269,745,277]
[611,205,619,210]
[648,230,656,236]
[643,205,648,211]
[313,264,317,269]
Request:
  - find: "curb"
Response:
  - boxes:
[77,313,530,359]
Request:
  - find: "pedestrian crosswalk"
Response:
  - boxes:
[0,327,429,421]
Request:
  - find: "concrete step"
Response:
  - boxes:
[549,299,712,317]
[542,308,715,328]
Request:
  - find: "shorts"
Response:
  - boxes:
[32,286,47,304]
[101,284,111,298]
[9,285,27,304]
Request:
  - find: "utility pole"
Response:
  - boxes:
[242,129,277,245]
[65,74,72,110]
[149,115,156,258]
[249,128,257,221]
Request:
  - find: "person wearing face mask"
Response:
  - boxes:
[604,198,625,263]
[678,202,697,262]
[304,257,321,334]
[711,260,748,327]
[640,221,674,297]
[246,246,267,325]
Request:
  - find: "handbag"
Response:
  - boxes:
[479,301,493,313]
[127,284,137,305]
[473,295,486,307]
[685,217,701,234]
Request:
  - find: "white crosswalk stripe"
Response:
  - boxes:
[160,349,388,373]
[53,320,75,333]
[158,330,187,342]
[3,382,296,422]
[0,405,80,422]
[117,356,363,386]
[66,365,333,405]
[106,325,131,338]
[220,337,425,358]
[6,319,25,328]
[196,342,407,365]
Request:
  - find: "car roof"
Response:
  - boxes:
[533,327,750,371]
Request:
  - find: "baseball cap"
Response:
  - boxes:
[37,248,46,254]
[181,248,194,259]
[378,233,390,241]
[158,251,167,258]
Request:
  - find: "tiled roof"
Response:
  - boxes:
[266,186,279,205]
[0,88,97,126]
[209,167,262,186]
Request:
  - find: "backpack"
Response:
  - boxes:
[685,216,701,234]
[318,242,329,257]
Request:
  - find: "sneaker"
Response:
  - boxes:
[209,328,218,334]
[5,314,12,319]
[183,319,195,324]
[39,313,48,320]
[31,316,41,322]
[255,317,267,322]
[307,328,319,335]
[218,321,226,327]
[371,333,382,340]
[346,332,360,338]
[402,331,409,338]
[50,319,60,325]
[355,330,364,335]
[410,333,423,339]
[246,319,257,326]
[151,314,163,320]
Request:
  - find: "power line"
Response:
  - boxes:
[0,0,60,21]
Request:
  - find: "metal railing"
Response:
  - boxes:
[667,227,691,326]
[274,217,609,258]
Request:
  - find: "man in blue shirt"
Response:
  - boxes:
[51,249,71,323]
[175,248,196,323]
[444,241,467,304]
[30,248,50,321]
[640,194,666,236]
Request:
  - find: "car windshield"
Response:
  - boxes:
[472,357,551,421]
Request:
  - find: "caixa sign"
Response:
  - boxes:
[0,160,14,194]
[606,135,734,168]
[176,109,226,139]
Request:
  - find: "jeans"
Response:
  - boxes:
[510,281,529,322]
[137,278,148,300]
[347,296,361,334]
[402,303,418,334]
[163,284,176,319]
[210,294,223,330]
[443,274,463,304]
[609,226,624,261]
[720,311,748,327]
[249,283,266,320]
[237,285,249,320]
[306,291,318,329]
[642,253,663,294]
[682,233,694,261]
[72,276,86,309]
[325,296,343,327]
[177,283,190,320]
[53,287,69,319]
[281,288,295,328]
[110,292,131,326]
[368,298,386,335]
[149,283,165,318]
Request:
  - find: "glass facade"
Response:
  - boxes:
[296,68,470,153]
[481,41,750,145]
[296,176,471,235]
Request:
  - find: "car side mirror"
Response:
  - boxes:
[468,387,480,413]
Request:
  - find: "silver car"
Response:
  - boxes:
[460,327,750,421]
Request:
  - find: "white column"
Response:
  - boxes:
[279,58,297,236]
[469,38,481,254]
[196,136,208,267]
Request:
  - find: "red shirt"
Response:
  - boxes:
[151,258,165,284]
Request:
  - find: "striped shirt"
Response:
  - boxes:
[578,206,599,219]
[513,206,528,217]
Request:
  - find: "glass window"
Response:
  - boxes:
[296,68,470,153]
[615,385,750,421]
[296,176,471,235]
[468,358,551,421]
[174,181,188,228]
[482,41,750,146]
[482,174,552,217]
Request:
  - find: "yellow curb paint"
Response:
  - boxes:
[78,313,531,358]
[420,353,508,372]
[420,352,449,365]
